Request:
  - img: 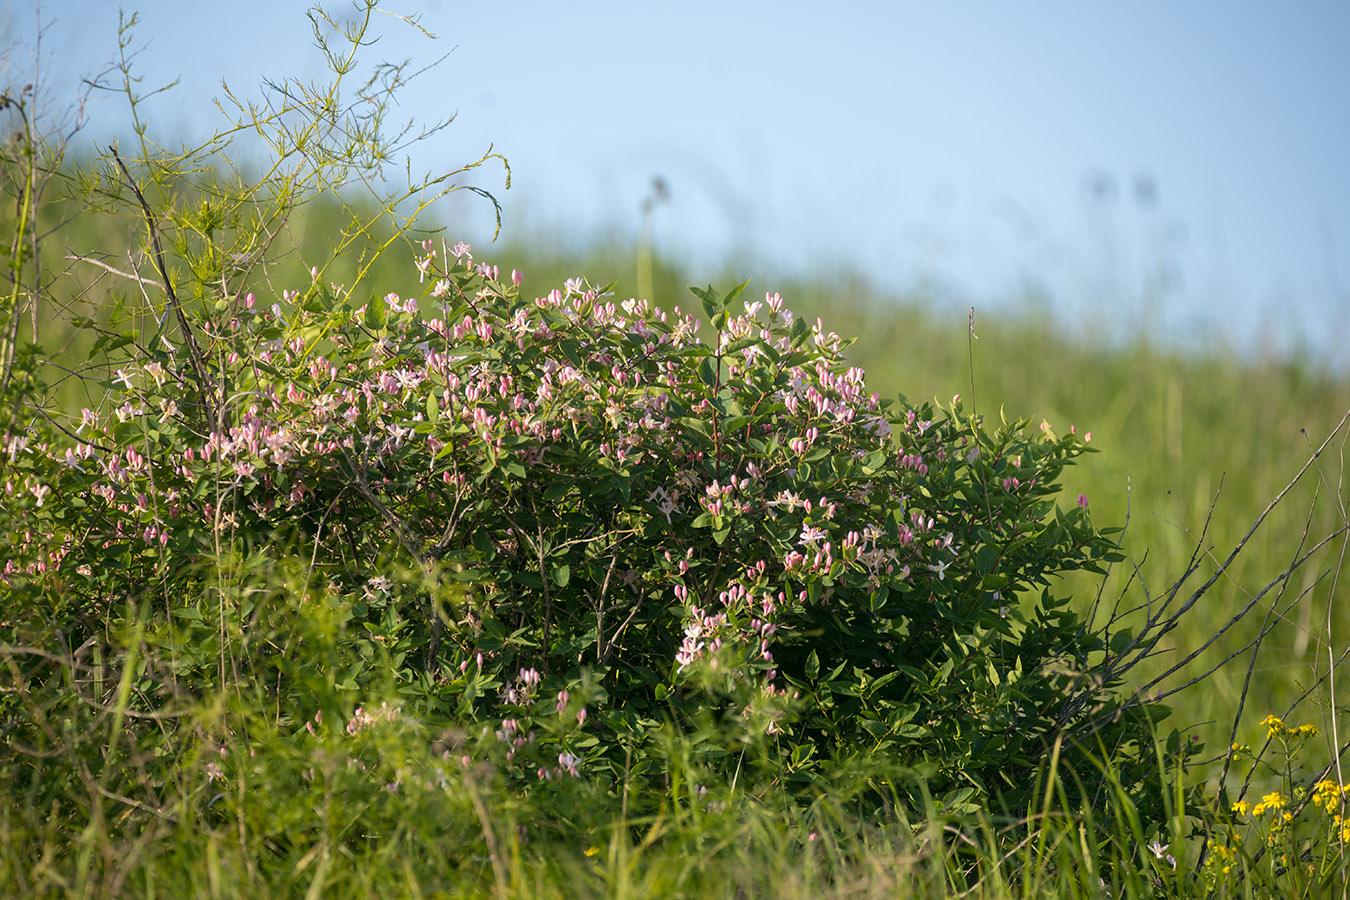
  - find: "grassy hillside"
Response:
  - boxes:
[4,12,1349,890]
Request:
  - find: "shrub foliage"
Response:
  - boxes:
[2,220,1165,804]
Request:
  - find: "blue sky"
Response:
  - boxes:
[5,1,1349,364]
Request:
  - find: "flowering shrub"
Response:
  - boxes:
[0,233,1168,808]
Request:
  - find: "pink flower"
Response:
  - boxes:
[1077,493,1089,509]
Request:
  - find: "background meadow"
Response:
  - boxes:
[2,3,1350,897]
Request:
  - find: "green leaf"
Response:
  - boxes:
[511,571,544,589]
[695,285,727,323]
[806,649,820,681]
[552,564,571,588]
[861,449,886,474]
[559,339,583,368]
[698,357,719,388]
[689,283,717,308]
[723,278,751,307]
[1109,629,1135,654]
[890,702,919,724]
[723,337,760,355]
[365,299,386,329]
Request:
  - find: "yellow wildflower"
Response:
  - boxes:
[1231,800,1250,817]
[1251,791,1285,817]
[1313,779,1343,814]
[1261,714,1284,739]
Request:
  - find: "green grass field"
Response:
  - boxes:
[4,11,1350,893]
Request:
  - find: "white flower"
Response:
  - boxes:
[646,486,679,524]
[799,524,827,545]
